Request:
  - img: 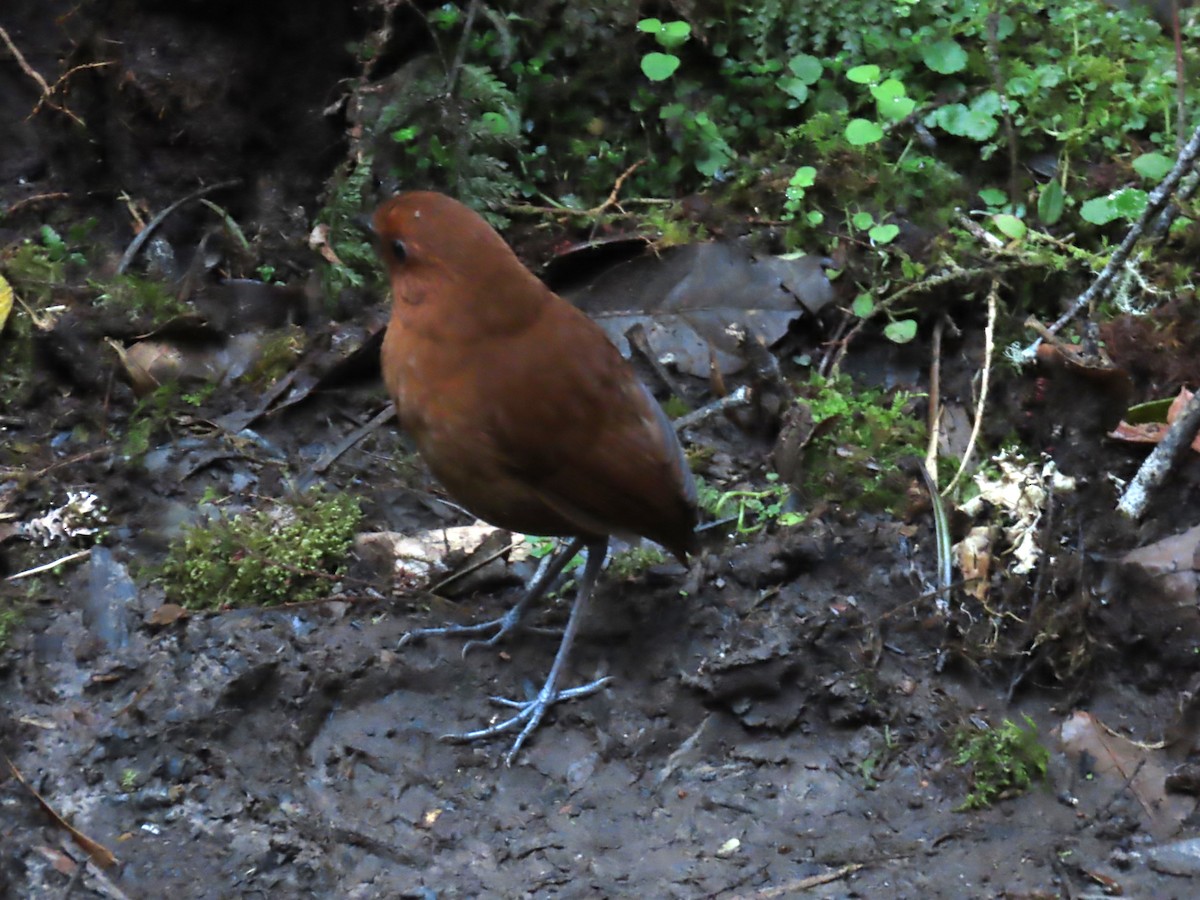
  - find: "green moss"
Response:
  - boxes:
[609,545,667,578]
[157,489,362,609]
[92,273,188,325]
[121,384,182,463]
[0,604,21,650]
[954,715,1049,810]
[238,325,305,387]
[789,373,928,513]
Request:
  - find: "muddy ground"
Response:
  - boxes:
[5,3,1200,898]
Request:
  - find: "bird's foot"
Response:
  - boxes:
[398,604,526,657]
[442,674,613,765]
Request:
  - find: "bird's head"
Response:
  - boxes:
[363,192,548,338]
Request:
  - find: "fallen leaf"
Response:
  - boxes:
[1111,387,1200,453]
[145,603,190,626]
[565,242,834,377]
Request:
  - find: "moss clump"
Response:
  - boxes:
[608,545,666,579]
[953,714,1049,810]
[788,373,928,513]
[92,273,188,325]
[0,605,21,650]
[158,490,362,609]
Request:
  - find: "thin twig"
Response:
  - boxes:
[310,404,396,475]
[592,159,645,218]
[1019,119,1200,360]
[673,385,750,431]
[4,754,117,869]
[32,61,113,120]
[725,863,865,899]
[1117,388,1200,519]
[3,192,70,216]
[0,26,51,95]
[504,158,651,226]
[942,280,998,496]
[1149,166,1200,242]
[428,536,522,594]
[117,180,241,275]
[5,548,93,582]
[506,196,673,219]
[825,261,1018,376]
[445,0,481,96]
[0,26,108,127]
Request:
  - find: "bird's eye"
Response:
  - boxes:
[391,239,408,263]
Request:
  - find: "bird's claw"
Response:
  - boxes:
[440,675,613,765]
[396,607,524,654]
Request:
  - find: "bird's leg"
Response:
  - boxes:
[442,538,611,765]
[398,536,587,656]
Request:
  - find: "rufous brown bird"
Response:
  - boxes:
[365,191,697,763]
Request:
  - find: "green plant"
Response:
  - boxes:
[788,374,928,513]
[156,489,362,609]
[2,220,93,307]
[0,605,21,650]
[523,536,584,573]
[637,18,691,81]
[120,769,139,791]
[858,725,896,789]
[92,273,187,324]
[850,289,917,344]
[953,714,1049,809]
[608,545,667,578]
[316,156,379,301]
[697,472,804,534]
[121,384,185,462]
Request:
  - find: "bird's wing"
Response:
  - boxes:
[478,303,696,557]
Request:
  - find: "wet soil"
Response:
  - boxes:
[4,3,1200,898]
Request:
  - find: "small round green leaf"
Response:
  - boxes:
[1113,187,1148,218]
[777,77,809,103]
[791,166,817,188]
[806,210,825,226]
[788,54,823,84]
[1132,152,1172,181]
[1080,196,1119,225]
[852,293,875,317]
[636,18,662,33]
[641,53,680,81]
[978,188,1007,208]
[923,40,967,74]
[846,64,881,84]
[659,20,692,49]
[870,79,906,102]
[852,211,875,230]
[992,214,1027,240]
[845,118,884,146]
[884,319,918,344]
[869,223,900,244]
[878,95,915,121]
[932,104,997,141]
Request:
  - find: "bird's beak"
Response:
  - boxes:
[352,213,376,239]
